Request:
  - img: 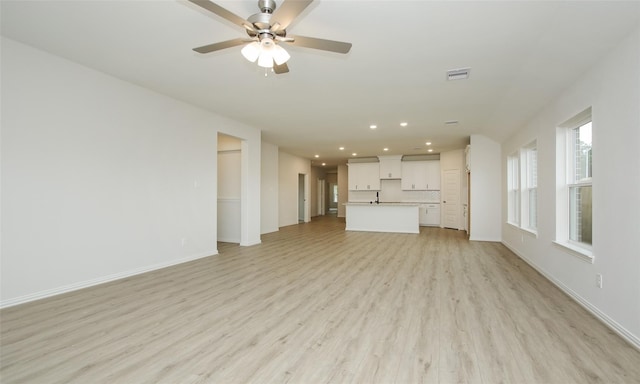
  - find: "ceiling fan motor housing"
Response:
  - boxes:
[258,0,276,14]
[247,6,286,39]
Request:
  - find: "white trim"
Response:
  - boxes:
[240,240,262,247]
[0,251,218,309]
[553,240,594,263]
[469,236,502,242]
[503,241,639,351]
[506,222,538,238]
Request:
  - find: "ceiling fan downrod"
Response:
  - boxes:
[258,0,276,14]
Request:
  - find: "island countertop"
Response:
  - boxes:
[344,202,422,206]
[344,203,420,234]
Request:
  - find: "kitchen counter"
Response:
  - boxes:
[344,202,420,234]
[344,202,421,206]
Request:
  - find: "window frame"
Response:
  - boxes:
[554,107,593,262]
[507,152,520,226]
[567,120,592,248]
[521,142,538,232]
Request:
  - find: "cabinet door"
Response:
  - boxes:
[425,160,441,190]
[360,162,381,190]
[348,162,380,190]
[401,161,428,190]
[379,156,402,179]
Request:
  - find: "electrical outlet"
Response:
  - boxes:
[181,238,186,247]
[596,273,603,288]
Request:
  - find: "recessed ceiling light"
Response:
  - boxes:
[445,120,459,125]
[446,68,470,81]
[322,163,326,166]
[426,142,432,146]
[314,154,319,158]
[428,149,434,153]
[369,124,377,129]
[339,147,345,150]
[383,148,389,151]
[400,122,408,127]
[352,153,357,156]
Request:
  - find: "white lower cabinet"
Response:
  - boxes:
[419,203,441,226]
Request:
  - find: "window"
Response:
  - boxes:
[555,107,592,260]
[568,121,592,245]
[506,141,537,233]
[507,153,520,225]
[523,143,538,231]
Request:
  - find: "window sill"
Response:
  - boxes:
[506,222,538,238]
[553,241,594,263]
[506,221,520,229]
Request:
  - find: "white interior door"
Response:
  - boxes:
[442,169,461,229]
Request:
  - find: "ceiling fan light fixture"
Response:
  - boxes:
[241,42,261,62]
[257,50,274,68]
[272,44,290,65]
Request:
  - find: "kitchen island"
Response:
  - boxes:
[344,202,420,234]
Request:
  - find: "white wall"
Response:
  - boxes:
[469,134,502,241]
[278,151,310,227]
[337,165,348,218]
[501,28,640,347]
[261,141,279,234]
[0,38,262,306]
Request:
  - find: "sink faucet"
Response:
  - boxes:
[376,191,380,204]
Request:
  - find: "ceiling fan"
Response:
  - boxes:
[188,0,352,74]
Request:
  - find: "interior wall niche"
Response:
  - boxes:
[218,133,242,243]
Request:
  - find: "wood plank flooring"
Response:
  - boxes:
[2,215,639,383]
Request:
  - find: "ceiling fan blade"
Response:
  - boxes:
[187,0,253,30]
[274,62,290,74]
[271,0,314,30]
[288,35,352,54]
[193,38,246,54]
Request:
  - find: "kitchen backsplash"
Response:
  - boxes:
[348,179,440,203]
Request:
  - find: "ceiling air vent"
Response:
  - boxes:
[446,68,470,81]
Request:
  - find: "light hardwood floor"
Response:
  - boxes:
[1,215,639,383]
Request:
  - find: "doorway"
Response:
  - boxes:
[298,173,306,223]
[329,182,338,213]
[217,133,242,243]
[442,169,461,229]
[317,178,326,216]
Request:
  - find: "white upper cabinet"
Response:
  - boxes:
[348,162,381,191]
[401,160,440,190]
[378,155,402,179]
[425,160,441,190]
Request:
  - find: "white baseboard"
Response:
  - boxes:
[240,240,262,246]
[469,236,501,242]
[502,241,640,351]
[0,250,218,309]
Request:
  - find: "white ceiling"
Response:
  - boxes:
[2,1,639,167]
